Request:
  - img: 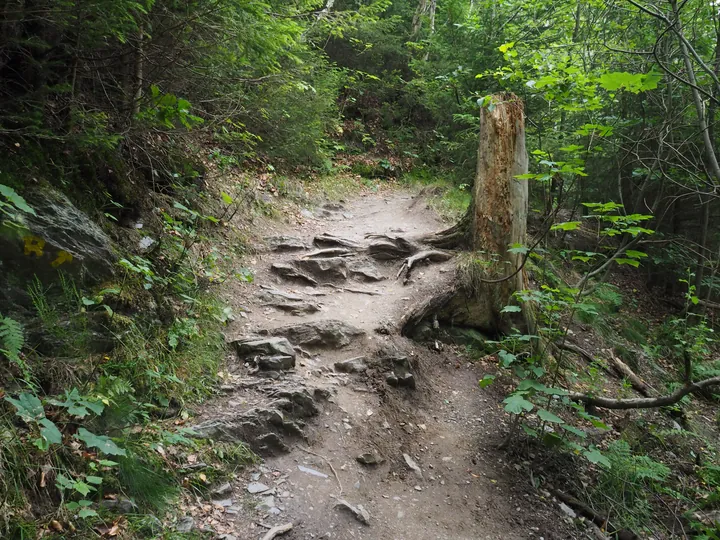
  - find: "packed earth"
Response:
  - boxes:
[177,191,576,539]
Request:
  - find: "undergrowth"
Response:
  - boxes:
[0,185,259,537]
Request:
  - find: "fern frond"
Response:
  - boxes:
[0,313,24,363]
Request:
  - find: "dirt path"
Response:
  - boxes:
[188,190,576,540]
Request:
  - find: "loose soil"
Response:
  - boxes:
[186,190,580,539]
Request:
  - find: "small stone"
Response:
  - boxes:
[211,482,232,497]
[414,485,422,491]
[403,453,423,479]
[334,499,370,525]
[247,482,270,494]
[559,502,577,519]
[256,495,276,512]
[334,357,368,373]
[356,452,383,466]
[175,516,194,533]
[215,498,233,508]
[298,465,328,478]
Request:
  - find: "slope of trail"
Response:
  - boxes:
[191,190,575,540]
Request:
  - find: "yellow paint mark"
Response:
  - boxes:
[51,250,73,268]
[23,236,45,257]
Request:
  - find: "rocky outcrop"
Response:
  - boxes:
[264,320,364,348]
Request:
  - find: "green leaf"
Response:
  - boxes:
[478,374,495,388]
[78,508,98,518]
[0,184,36,215]
[561,424,587,438]
[221,191,234,204]
[81,297,96,306]
[501,305,521,313]
[72,481,94,496]
[498,42,515,53]
[39,418,62,446]
[584,447,611,467]
[86,476,103,485]
[517,379,545,392]
[624,250,648,259]
[56,474,74,490]
[98,460,118,467]
[503,393,534,414]
[75,428,126,456]
[537,409,565,424]
[521,423,539,438]
[551,221,581,231]
[5,392,45,422]
[615,258,640,267]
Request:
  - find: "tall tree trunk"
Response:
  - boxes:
[403,93,529,335]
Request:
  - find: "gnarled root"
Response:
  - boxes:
[397,250,454,284]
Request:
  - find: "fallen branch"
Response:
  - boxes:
[607,351,652,397]
[260,522,293,540]
[552,489,638,539]
[568,376,720,410]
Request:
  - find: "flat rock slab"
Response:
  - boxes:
[257,355,295,370]
[265,236,308,252]
[263,320,364,348]
[263,301,321,316]
[348,261,385,282]
[334,357,368,373]
[313,233,363,249]
[271,263,318,286]
[294,257,348,282]
[234,337,296,359]
[258,288,305,302]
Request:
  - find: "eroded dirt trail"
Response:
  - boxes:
[190,191,571,540]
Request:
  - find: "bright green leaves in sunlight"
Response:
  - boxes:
[598,70,662,94]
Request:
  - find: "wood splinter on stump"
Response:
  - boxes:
[401,93,530,336]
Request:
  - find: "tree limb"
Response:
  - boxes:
[568,376,720,409]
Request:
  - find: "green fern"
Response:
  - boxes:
[0,313,24,364]
[0,313,30,379]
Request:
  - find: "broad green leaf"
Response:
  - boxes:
[501,305,521,313]
[56,474,74,490]
[221,192,234,204]
[78,508,98,518]
[503,393,534,414]
[98,460,119,467]
[584,447,611,467]
[76,428,126,456]
[624,250,648,259]
[517,379,545,392]
[39,418,62,446]
[72,481,94,496]
[5,392,45,422]
[86,476,103,485]
[0,184,36,215]
[561,425,587,438]
[615,258,640,267]
[551,221,581,231]
[521,423,539,438]
[537,409,565,424]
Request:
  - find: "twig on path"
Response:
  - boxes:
[297,445,343,495]
[260,522,293,540]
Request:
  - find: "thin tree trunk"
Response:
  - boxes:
[130,23,144,117]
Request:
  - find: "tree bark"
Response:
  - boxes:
[403,93,529,335]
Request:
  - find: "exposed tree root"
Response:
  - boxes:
[366,234,419,260]
[397,249,454,284]
[418,211,471,250]
[400,285,457,337]
[260,522,294,540]
[302,247,355,258]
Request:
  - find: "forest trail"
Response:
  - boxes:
[188,190,572,540]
